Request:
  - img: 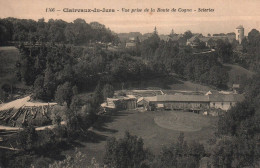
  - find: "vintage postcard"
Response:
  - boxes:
[0,0,259,167]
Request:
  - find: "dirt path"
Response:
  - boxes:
[0,121,66,132]
[0,96,30,111]
[0,96,57,112]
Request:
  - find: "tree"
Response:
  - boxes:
[17,125,38,151]
[55,82,73,106]
[48,149,102,168]
[183,30,193,40]
[32,75,45,100]
[0,88,8,103]
[158,132,205,168]
[141,32,160,59]
[72,85,78,96]
[248,29,260,44]
[169,29,175,37]
[212,136,258,168]
[56,63,74,84]
[154,26,158,35]
[43,63,57,100]
[213,75,260,168]
[215,39,233,63]
[103,84,114,100]
[207,38,215,48]
[104,131,152,168]
[19,46,36,85]
[209,66,229,88]
[91,82,104,109]
[241,38,249,53]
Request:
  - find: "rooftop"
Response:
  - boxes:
[146,93,244,103]
[209,94,244,102]
[155,95,210,102]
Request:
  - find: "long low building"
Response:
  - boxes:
[151,95,209,111]
[209,94,244,111]
[139,93,244,112]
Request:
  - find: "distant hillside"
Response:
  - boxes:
[224,64,254,87]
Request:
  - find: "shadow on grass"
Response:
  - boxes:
[33,110,132,165]
[78,130,108,143]
[92,110,134,133]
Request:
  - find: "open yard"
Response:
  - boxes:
[69,110,218,165]
[154,111,211,132]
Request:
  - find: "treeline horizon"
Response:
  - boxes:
[0,17,119,45]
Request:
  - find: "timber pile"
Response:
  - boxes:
[0,105,53,127]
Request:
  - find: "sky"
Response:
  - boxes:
[0,0,260,35]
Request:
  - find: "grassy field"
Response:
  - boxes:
[224,64,254,87]
[168,80,213,91]
[154,111,211,132]
[0,46,20,86]
[68,110,218,165]
[0,46,20,77]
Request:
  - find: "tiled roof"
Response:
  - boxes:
[188,35,236,43]
[155,95,210,102]
[144,96,157,102]
[187,34,202,42]
[209,94,244,102]
[146,94,244,103]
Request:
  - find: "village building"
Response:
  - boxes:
[235,25,245,44]
[125,37,138,48]
[102,96,137,110]
[102,90,244,114]
[208,94,244,111]
[148,94,210,113]
[186,34,236,48]
[186,25,246,48]
[125,42,136,48]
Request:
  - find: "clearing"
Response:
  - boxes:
[154,111,211,132]
[224,64,254,87]
[0,46,27,91]
[0,46,20,80]
[68,110,217,165]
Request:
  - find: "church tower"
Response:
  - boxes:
[235,25,244,44]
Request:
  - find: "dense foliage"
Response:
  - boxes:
[0,18,118,45]
[157,132,205,168]
[240,29,260,71]
[139,31,229,88]
[214,73,260,167]
[104,131,152,168]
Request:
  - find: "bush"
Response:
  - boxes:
[55,82,73,106]
[104,131,153,168]
[16,125,38,151]
[157,133,205,168]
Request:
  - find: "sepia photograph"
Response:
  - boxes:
[0,0,259,167]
